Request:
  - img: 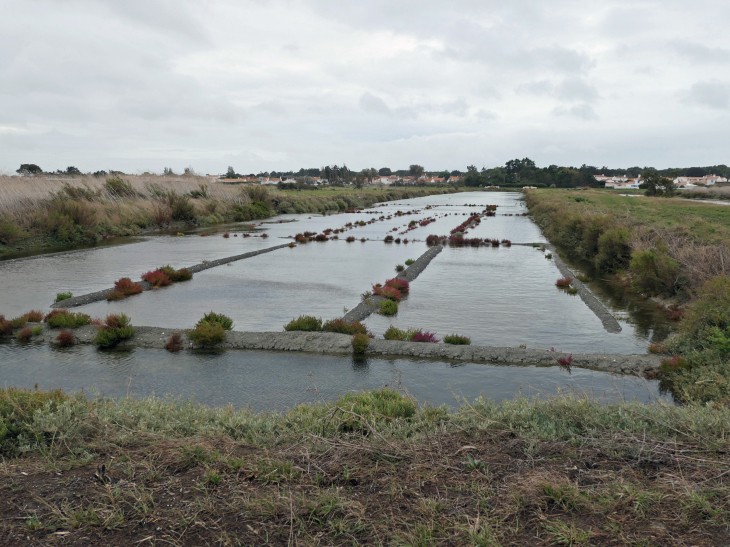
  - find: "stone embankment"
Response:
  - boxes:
[343,245,443,322]
[27,323,661,375]
[51,243,292,309]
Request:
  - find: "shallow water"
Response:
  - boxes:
[0,342,668,410]
[0,191,673,409]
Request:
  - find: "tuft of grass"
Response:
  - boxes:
[545,252,553,259]
[336,388,416,431]
[55,292,73,302]
[395,264,405,272]
[352,332,370,354]
[405,258,415,266]
[377,299,398,316]
[31,325,43,336]
[10,315,28,328]
[444,333,471,345]
[383,325,411,341]
[44,309,91,329]
[576,274,592,282]
[284,315,323,332]
[93,314,134,348]
[56,329,75,347]
[567,287,579,295]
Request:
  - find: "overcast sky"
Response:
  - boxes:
[1,0,728,174]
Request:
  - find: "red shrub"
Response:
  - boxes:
[315,234,328,241]
[556,277,573,288]
[114,277,144,295]
[501,239,512,247]
[0,316,12,336]
[261,233,268,238]
[57,329,75,347]
[558,354,573,366]
[385,278,410,293]
[142,269,172,288]
[223,232,230,238]
[346,236,356,242]
[23,310,44,323]
[165,332,183,352]
[384,235,394,243]
[411,331,439,343]
[16,327,33,342]
[295,233,308,243]
[380,286,401,302]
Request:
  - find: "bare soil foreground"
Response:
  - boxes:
[1,388,729,546]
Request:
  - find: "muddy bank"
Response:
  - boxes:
[23,323,660,375]
[343,245,443,322]
[51,243,292,308]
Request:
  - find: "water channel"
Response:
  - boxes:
[0,192,673,408]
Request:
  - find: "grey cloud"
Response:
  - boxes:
[553,104,598,120]
[359,92,391,115]
[683,81,730,109]
[518,78,598,103]
[670,40,730,64]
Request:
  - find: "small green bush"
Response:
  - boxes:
[567,287,578,295]
[44,310,91,329]
[383,325,410,341]
[395,264,405,272]
[159,265,193,282]
[377,300,398,316]
[94,314,134,348]
[444,334,471,345]
[594,226,631,272]
[405,259,415,266]
[323,318,370,336]
[55,292,73,302]
[187,322,226,346]
[199,311,233,331]
[352,332,370,354]
[284,315,322,331]
[630,248,682,296]
[31,326,43,336]
[10,316,28,328]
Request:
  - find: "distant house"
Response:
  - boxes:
[674,175,728,186]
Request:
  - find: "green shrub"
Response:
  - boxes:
[567,287,578,295]
[630,248,682,296]
[93,314,134,348]
[44,310,91,329]
[55,292,73,302]
[352,333,370,354]
[323,318,370,336]
[284,315,322,331]
[160,265,193,282]
[104,176,136,197]
[594,227,631,272]
[444,334,471,345]
[0,219,26,246]
[335,388,416,431]
[377,299,398,316]
[187,322,226,346]
[383,326,415,341]
[395,264,405,272]
[10,316,28,328]
[31,326,43,336]
[199,312,233,331]
[405,259,415,266]
[166,192,196,221]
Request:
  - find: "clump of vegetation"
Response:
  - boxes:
[351,332,370,354]
[141,269,172,288]
[323,318,371,336]
[44,309,91,329]
[405,258,415,266]
[0,316,12,336]
[187,312,233,347]
[159,265,193,282]
[56,329,75,347]
[385,278,409,293]
[378,300,398,316]
[383,325,411,341]
[576,274,592,282]
[31,326,43,336]
[284,315,322,332]
[106,277,143,301]
[15,327,33,342]
[22,310,44,323]
[567,287,578,295]
[373,284,401,301]
[10,315,28,328]
[444,333,471,345]
[545,252,553,259]
[555,277,573,288]
[55,292,73,302]
[93,314,134,348]
[395,264,405,272]
[165,333,183,352]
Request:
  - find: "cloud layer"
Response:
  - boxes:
[0,0,728,173]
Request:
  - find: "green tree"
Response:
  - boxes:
[17,164,42,175]
[409,164,424,181]
[378,167,391,176]
[65,166,82,176]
